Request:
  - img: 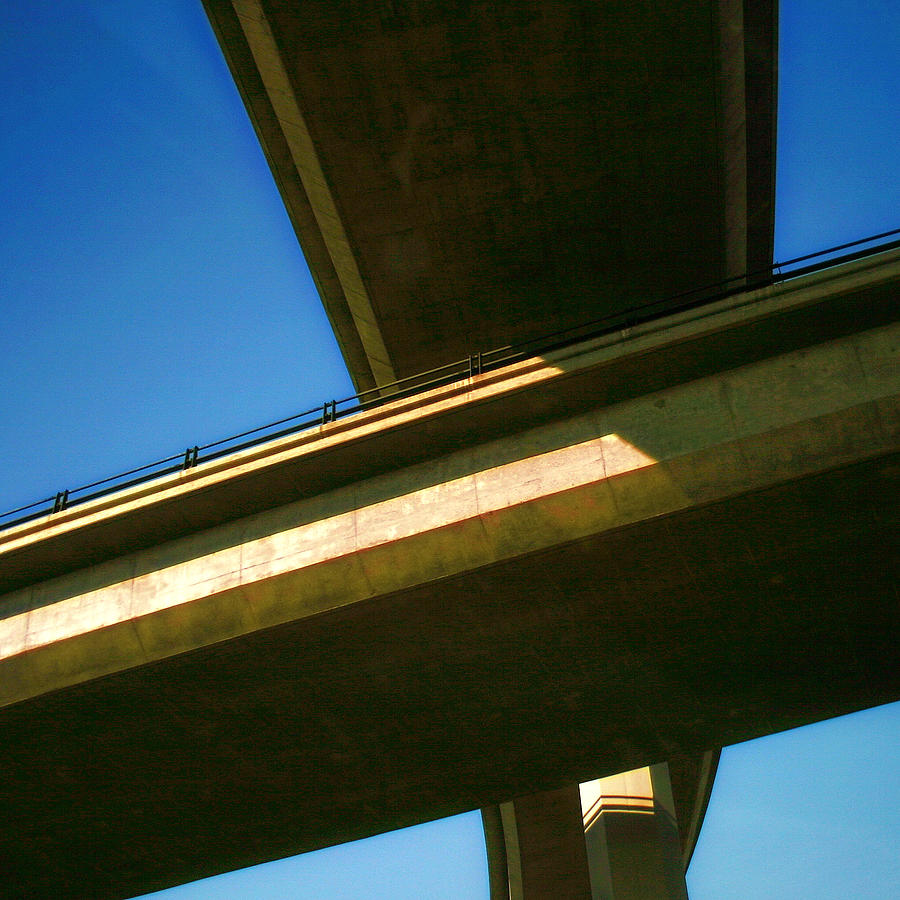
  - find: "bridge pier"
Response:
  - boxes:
[483,763,691,899]
[581,765,688,900]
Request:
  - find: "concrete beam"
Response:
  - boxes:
[0,253,897,898]
[2,302,895,707]
[3,247,896,598]
[201,0,381,391]
[201,0,777,384]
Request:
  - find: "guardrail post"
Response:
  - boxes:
[322,400,336,424]
[53,490,69,513]
[183,446,199,470]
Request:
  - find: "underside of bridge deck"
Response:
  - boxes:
[202,0,776,387]
[1,452,897,899]
[11,5,895,898]
[1,256,897,898]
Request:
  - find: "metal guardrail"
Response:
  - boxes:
[2,228,899,533]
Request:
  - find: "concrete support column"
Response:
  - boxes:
[484,785,592,899]
[482,766,688,899]
[580,764,688,900]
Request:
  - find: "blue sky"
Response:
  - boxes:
[0,1,353,518]
[0,2,897,897]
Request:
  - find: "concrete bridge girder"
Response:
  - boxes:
[203,0,777,388]
[3,302,896,708]
[1,252,898,898]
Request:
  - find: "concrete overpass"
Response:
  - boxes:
[3,2,895,897]
[1,248,898,898]
[201,0,777,388]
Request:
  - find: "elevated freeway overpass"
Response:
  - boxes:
[3,2,895,897]
[1,248,897,898]
[202,0,777,388]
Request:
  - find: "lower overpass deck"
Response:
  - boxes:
[1,249,898,898]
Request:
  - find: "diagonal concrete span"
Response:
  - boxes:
[0,250,898,897]
[202,0,777,388]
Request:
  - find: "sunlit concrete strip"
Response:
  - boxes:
[0,308,896,708]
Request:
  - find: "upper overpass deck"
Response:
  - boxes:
[202,0,777,388]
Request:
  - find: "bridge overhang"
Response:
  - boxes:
[202,0,777,389]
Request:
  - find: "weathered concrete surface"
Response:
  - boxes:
[202,0,777,388]
[3,247,894,599]
[1,323,895,706]
[2,257,897,708]
[0,254,897,898]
